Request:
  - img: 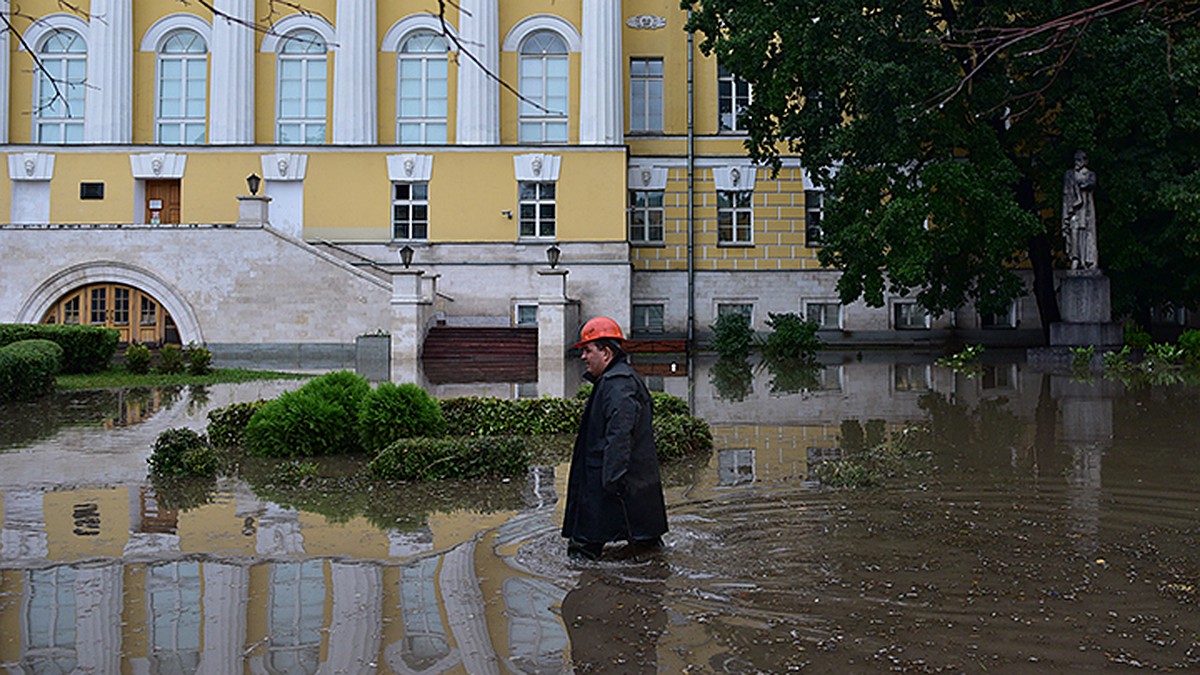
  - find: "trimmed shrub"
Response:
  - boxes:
[369,436,529,480]
[442,396,584,437]
[653,413,713,461]
[148,427,219,476]
[0,339,65,402]
[157,344,185,374]
[759,312,823,359]
[711,311,754,359]
[359,382,447,452]
[243,388,362,457]
[184,343,213,376]
[651,391,689,416]
[299,370,370,418]
[124,343,152,374]
[206,399,268,447]
[0,323,118,373]
[1179,329,1200,364]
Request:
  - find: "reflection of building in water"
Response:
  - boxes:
[1055,376,1114,555]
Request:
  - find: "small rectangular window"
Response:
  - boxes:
[717,190,753,244]
[805,190,824,246]
[894,364,931,391]
[630,57,664,132]
[519,182,556,239]
[718,448,755,486]
[894,302,930,330]
[980,301,1017,329]
[632,304,665,335]
[805,302,842,330]
[515,304,538,326]
[629,190,665,243]
[392,182,430,240]
[80,182,105,200]
[717,303,753,323]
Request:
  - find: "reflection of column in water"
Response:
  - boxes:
[388,525,434,558]
[326,561,383,673]
[440,540,501,674]
[1057,380,1112,556]
[503,576,569,672]
[1,490,49,562]
[256,503,305,556]
[522,465,558,508]
[198,562,249,675]
[387,556,459,673]
[74,560,123,675]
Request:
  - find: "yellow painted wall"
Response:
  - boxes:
[44,487,129,561]
[45,154,135,224]
[182,153,268,223]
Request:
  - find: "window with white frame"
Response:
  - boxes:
[519,182,556,238]
[276,29,327,144]
[894,363,931,391]
[806,302,842,330]
[515,304,538,326]
[717,62,752,132]
[35,29,87,144]
[717,303,753,322]
[717,190,753,244]
[718,448,755,486]
[392,182,429,240]
[629,189,665,243]
[518,31,569,143]
[397,31,448,144]
[894,302,930,330]
[632,304,665,335]
[630,57,663,133]
[805,189,825,246]
[156,29,207,144]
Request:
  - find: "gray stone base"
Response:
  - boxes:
[1049,322,1123,347]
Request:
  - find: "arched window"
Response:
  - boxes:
[35,29,86,144]
[518,31,568,143]
[276,29,327,144]
[156,29,207,144]
[397,31,448,144]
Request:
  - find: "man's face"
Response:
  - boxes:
[580,342,613,378]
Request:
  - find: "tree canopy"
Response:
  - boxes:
[684,0,1200,334]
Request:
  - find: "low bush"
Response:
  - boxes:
[243,387,363,457]
[651,391,689,416]
[1124,322,1153,349]
[300,370,370,418]
[0,323,118,373]
[758,312,823,359]
[369,436,529,480]
[443,396,584,437]
[148,427,219,476]
[1179,329,1200,364]
[206,399,268,447]
[711,311,755,359]
[124,343,152,374]
[184,343,213,376]
[157,344,184,374]
[653,413,713,461]
[0,339,65,402]
[359,382,447,452]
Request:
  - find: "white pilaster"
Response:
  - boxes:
[210,0,256,143]
[0,1,10,144]
[74,561,123,675]
[455,0,500,144]
[326,562,383,673]
[84,0,132,143]
[198,563,249,675]
[332,0,377,144]
[579,0,623,145]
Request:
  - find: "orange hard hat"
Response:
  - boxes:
[575,316,624,347]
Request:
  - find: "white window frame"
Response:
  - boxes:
[34,28,87,144]
[632,303,665,335]
[630,57,663,133]
[155,29,208,145]
[717,62,752,133]
[893,301,931,330]
[716,302,754,325]
[805,301,843,330]
[629,189,665,243]
[893,363,932,392]
[514,303,538,326]
[396,31,449,144]
[805,189,825,246]
[717,189,754,245]
[518,31,569,144]
[518,181,556,239]
[275,29,327,145]
[392,182,430,240]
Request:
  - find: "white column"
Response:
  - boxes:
[322,562,383,675]
[84,0,132,143]
[332,0,377,144]
[455,0,499,144]
[198,563,249,675]
[74,561,123,675]
[579,0,623,145]
[209,0,256,144]
[0,1,10,144]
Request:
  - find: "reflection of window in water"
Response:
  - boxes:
[504,577,569,672]
[399,557,451,670]
[149,561,202,672]
[718,448,755,486]
[982,364,1017,390]
[269,560,325,673]
[23,565,78,673]
[893,364,930,391]
[806,446,843,480]
[515,381,538,399]
[644,375,664,392]
[814,365,843,391]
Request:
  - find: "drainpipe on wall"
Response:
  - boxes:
[686,13,696,351]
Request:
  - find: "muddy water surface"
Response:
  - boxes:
[2,354,1199,672]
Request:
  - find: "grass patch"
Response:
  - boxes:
[56,367,309,390]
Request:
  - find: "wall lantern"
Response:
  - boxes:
[399,244,415,269]
[546,244,561,269]
[246,173,261,196]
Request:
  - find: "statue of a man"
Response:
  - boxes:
[1061,150,1098,270]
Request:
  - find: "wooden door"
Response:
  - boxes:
[42,283,174,345]
[145,179,181,225]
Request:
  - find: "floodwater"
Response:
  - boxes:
[2,351,1200,672]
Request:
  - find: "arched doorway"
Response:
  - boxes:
[40,283,180,345]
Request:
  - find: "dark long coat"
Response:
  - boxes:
[561,355,668,544]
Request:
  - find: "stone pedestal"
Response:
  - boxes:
[1049,271,1122,347]
[537,268,579,398]
[390,270,429,384]
[236,195,271,226]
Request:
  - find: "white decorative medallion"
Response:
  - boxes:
[626,15,667,30]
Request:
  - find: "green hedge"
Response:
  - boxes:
[443,396,585,436]
[0,324,118,374]
[0,339,65,402]
[207,400,267,447]
[368,436,530,480]
[654,413,714,461]
[358,382,446,452]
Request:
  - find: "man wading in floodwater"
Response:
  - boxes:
[562,316,668,561]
